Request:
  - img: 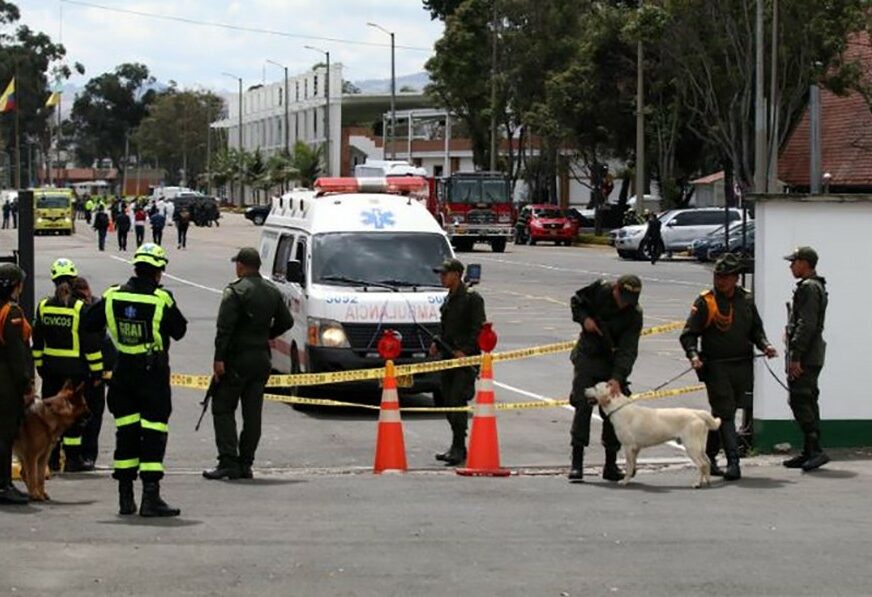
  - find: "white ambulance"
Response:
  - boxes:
[259,176,466,396]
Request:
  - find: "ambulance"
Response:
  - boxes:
[259,176,475,397]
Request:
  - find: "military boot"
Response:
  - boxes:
[706,430,724,477]
[139,481,181,517]
[118,480,137,515]
[0,443,28,505]
[721,421,742,481]
[434,445,453,463]
[442,433,467,467]
[783,434,810,469]
[568,446,584,483]
[801,433,830,471]
[602,448,625,482]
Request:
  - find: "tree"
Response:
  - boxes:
[0,0,83,186]
[422,0,466,20]
[291,141,322,188]
[133,89,223,187]
[266,151,298,193]
[69,63,156,184]
[342,80,362,94]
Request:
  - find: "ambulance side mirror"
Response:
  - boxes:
[286,260,304,285]
[464,263,481,286]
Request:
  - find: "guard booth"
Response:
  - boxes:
[751,194,872,450]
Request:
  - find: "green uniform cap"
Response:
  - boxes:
[433,258,465,274]
[784,246,818,267]
[0,263,25,288]
[616,274,642,305]
[714,253,744,275]
[231,247,262,268]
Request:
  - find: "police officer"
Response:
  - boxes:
[783,246,829,471]
[203,247,293,480]
[680,253,777,480]
[32,259,103,472]
[429,258,486,466]
[87,243,187,516]
[568,274,643,483]
[0,263,33,505]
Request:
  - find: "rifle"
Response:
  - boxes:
[195,376,218,432]
[785,301,793,376]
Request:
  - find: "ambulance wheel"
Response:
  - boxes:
[491,238,507,253]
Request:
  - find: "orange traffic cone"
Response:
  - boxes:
[108,218,115,233]
[373,360,408,474]
[458,352,510,477]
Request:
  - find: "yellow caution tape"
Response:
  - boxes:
[169,320,686,390]
[259,382,705,412]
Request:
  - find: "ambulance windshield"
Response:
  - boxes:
[312,232,452,288]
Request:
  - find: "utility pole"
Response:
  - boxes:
[809,75,822,194]
[13,64,20,189]
[266,59,290,157]
[634,1,644,207]
[754,0,767,193]
[304,47,331,175]
[768,0,780,192]
[489,0,498,172]
[368,23,396,160]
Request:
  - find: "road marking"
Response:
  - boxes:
[480,256,704,288]
[494,379,687,454]
[109,255,223,294]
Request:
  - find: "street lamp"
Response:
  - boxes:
[367,22,396,160]
[221,71,244,204]
[266,59,290,158]
[304,45,331,176]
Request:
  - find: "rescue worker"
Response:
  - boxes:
[783,247,829,471]
[86,243,187,516]
[203,248,293,480]
[32,259,103,473]
[680,254,777,480]
[0,263,33,505]
[568,274,643,483]
[429,258,486,466]
[84,196,94,224]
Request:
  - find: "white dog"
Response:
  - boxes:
[585,382,721,488]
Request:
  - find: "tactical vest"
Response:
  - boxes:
[33,298,99,376]
[104,286,175,355]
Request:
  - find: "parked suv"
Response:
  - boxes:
[515,204,577,246]
[614,208,744,259]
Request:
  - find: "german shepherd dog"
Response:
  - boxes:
[13,381,88,501]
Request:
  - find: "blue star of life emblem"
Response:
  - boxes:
[124,305,137,319]
[361,209,395,230]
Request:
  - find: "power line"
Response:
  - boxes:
[59,0,432,52]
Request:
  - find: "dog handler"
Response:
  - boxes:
[87,244,187,517]
[0,263,33,505]
[568,274,643,483]
[680,253,777,481]
[32,259,104,472]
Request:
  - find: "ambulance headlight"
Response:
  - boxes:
[37,217,44,224]
[307,318,350,348]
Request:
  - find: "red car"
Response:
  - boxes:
[515,204,578,246]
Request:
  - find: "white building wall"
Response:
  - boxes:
[754,196,872,423]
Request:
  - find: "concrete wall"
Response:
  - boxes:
[753,195,872,449]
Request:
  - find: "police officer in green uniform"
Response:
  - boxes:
[429,258,486,466]
[87,243,187,516]
[568,274,643,483]
[32,258,104,472]
[203,247,293,480]
[783,246,829,471]
[0,263,33,505]
[680,253,777,480]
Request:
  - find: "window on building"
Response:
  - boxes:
[314,75,318,98]
[304,79,308,99]
[314,109,318,137]
[295,81,299,102]
[279,87,283,106]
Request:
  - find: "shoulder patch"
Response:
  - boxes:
[699,289,713,297]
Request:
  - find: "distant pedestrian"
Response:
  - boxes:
[84,196,94,224]
[641,211,663,264]
[10,201,17,229]
[134,206,147,247]
[150,211,166,245]
[116,203,131,251]
[1,201,9,229]
[93,207,110,251]
[175,208,191,249]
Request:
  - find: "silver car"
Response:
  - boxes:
[614,208,745,260]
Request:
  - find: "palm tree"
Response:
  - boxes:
[292,141,323,188]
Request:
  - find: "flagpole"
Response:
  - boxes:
[56,91,62,186]
[14,65,20,190]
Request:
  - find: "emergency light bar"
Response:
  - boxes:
[314,176,429,197]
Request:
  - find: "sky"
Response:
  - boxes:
[17,0,444,91]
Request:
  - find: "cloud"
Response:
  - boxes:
[18,0,443,90]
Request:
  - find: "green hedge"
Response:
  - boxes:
[575,233,613,246]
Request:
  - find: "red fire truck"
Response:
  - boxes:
[427,171,514,253]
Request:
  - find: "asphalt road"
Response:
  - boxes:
[4,215,868,596]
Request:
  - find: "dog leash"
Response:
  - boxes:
[649,353,770,393]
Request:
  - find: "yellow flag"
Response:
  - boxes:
[0,78,14,113]
[45,91,61,108]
